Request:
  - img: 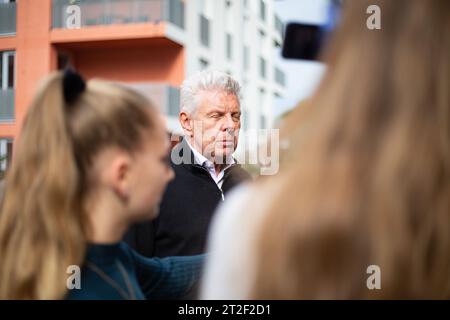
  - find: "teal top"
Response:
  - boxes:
[66,242,204,300]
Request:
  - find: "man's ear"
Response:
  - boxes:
[179,112,193,137]
[108,154,131,201]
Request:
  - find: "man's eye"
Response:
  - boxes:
[210,114,221,119]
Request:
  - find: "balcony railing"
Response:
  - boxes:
[0,89,15,122]
[52,0,184,30]
[124,83,180,117]
[0,2,16,35]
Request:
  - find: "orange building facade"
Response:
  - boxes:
[0,0,185,172]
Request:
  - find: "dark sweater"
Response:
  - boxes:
[66,242,204,300]
[124,138,251,258]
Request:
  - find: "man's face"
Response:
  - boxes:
[183,90,241,164]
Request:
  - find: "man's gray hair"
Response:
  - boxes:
[180,70,242,114]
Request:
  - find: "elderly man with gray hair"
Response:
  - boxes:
[125,70,251,259]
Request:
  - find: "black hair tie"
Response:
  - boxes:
[63,68,86,105]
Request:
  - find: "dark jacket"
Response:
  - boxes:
[124,138,251,258]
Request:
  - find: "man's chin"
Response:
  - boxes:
[214,150,235,164]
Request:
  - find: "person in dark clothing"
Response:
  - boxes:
[125,70,251,258]
[125,138,250,257]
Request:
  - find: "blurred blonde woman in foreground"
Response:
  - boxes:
[0,70,203,299]
[201,0,450,299]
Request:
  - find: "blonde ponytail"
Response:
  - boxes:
[0,73,86,299]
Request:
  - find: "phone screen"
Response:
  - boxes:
[282,23,324,61]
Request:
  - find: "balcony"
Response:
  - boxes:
[52,0,184,30]
[0,89,15,122]
[0,2,16,36]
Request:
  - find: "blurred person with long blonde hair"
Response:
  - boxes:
[0,70,203,299]
[201,0,450,299]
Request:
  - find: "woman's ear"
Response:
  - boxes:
[180,112,194,137]
[108,154,131,202]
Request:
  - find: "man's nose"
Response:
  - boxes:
[221,114,235,131]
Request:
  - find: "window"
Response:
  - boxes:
[259,0,266,22]
[0,138,13,176]
[1,51,15,89]
[168,87,180,117]
[275,14,284,36]
[0,0,15,35]
[258,87,266,129]
[0,51,15,121]
[259,56,266,79]
[243,15,250,42]
[199,14,210,47]
[243,109,249,131]
[169,0,185,29]
[275,67,286,86]
[226,33,233,60]
[260,114,266,129]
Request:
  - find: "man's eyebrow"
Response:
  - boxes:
[207,107,226,113]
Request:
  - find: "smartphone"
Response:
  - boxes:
[281,0,343,61]
[281,23,325,61]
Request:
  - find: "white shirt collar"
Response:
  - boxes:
[185,138,236,178]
